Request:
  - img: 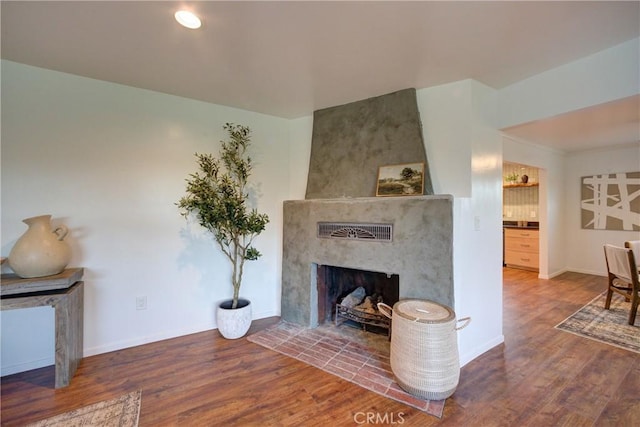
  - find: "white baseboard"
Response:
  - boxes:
[459,335,505,367]
[83,323,216,357]
[564,267,606,277]
[84,309,281,357]
[1,356,54,377]
[540,268,567,279]
[540,268,606,280]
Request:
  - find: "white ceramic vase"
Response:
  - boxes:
[216,299,252,339]
[8,215,72,278]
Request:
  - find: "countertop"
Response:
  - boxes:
[503,221,539,230]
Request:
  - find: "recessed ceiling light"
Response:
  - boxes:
[175,10,201,29]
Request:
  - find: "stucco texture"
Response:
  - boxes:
[305,88,433,199]
[281,196,453,327]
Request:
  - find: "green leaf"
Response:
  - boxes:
[177,123,270,300]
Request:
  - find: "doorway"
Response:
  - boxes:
[503,162,541,272]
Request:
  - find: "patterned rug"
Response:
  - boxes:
[247,321,446,418]
[26,390,141,427]
[555,293,639,353]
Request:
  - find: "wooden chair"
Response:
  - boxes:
[603,244,639,325]
[625,240,640,274]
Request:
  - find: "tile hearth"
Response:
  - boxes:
[246,321,445,418]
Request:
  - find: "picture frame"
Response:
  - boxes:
[376,162,425,197]
[581,171,640,230]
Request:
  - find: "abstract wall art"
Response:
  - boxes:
[581,172,640,231]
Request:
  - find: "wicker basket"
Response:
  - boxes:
[378,299,470,400]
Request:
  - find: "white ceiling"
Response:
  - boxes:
[2,1,639,152]
[503,94,640,152]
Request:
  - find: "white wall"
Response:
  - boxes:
[286,116,313,199]
[3,38,636,376]
[0,64,506,374]
[564,143,640,275]
[498,38,640,129]
[498,38,639,279]
[1,61,291,375]
[418,80,505,366]
[503,139,640,278]
[418,81,473,198]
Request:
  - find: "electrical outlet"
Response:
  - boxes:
[136,296,147,310]
[530,211,536,218]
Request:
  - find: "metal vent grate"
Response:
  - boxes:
[317,222,393,242]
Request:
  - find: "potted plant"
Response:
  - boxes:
[504,172,519,184]
[177,123,269,339]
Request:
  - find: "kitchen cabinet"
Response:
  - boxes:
[504,228,539,270]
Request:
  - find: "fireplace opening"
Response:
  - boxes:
[316,264,399,336]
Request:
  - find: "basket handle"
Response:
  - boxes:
[456,317,471,331]
[377,302,393,319]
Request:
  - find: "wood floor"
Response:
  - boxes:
[1,268,638,426]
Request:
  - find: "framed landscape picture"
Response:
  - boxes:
[376,162,424,197]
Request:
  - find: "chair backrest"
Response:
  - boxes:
[604,244,635,283]
[624,240,640,268]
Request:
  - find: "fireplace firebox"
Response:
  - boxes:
[316,265,399,335]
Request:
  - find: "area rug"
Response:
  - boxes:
[247,322,445,418]
[26,390,142,427]
[555,293,639,353]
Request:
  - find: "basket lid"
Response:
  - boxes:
[394,299,455,323]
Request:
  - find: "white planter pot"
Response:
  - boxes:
[216,299,252,339]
